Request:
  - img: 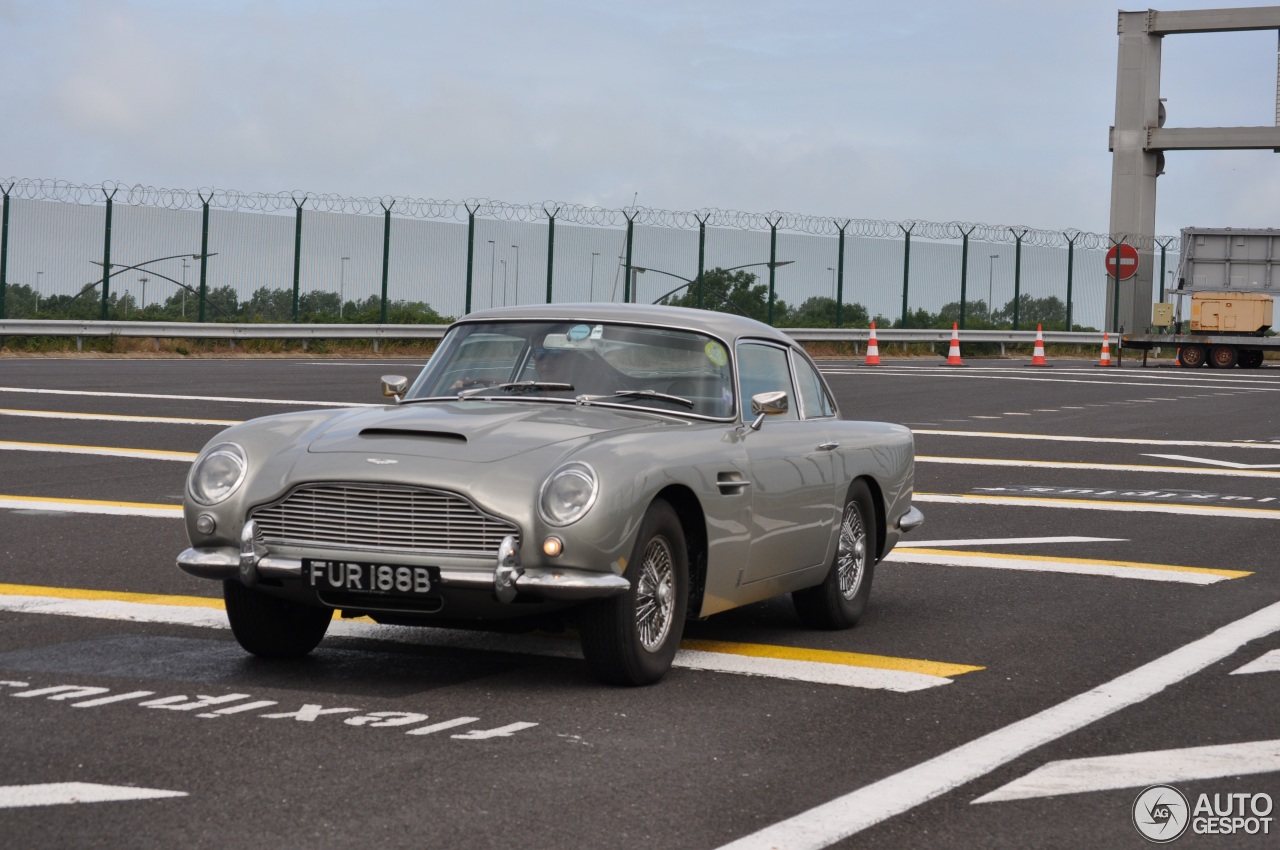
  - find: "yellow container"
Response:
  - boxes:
[1190,292,1273,333]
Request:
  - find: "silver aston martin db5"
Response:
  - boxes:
[178,303,922,685]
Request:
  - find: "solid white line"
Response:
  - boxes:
[883,552,1236,585]
[0,386,370,408]
[912,429,1280,451]
[0,408,240,426]
[715,598,1280,850]
[822,368,1280,391]
[0,497,181,517]
[1231,648,1280,675]
[0,442,196,462]
[0,782,187,809]
[914,493,1280,520]
[898,536,1123,548]
[917,455,1280,479]
[1144,453,1280,470]
[972,739,1280,803]
[0,595,957,691]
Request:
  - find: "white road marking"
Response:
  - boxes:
[912,429,1280,451]
[1232,649,1280,675]
[0,386,370,408]
[1144,453,1280,470]
[0,782,186,809]
[0,441,196,462]
[885,550,1246,585]
[972,739,1280,803]
[0,594,965,692]
[0,407,239,426]
[898,536,1123,548]
[914,493,1280,520]
[0,496,181,517]
[714,598,1280,850]
[917,455,1280,479]
[822,368,1280,391]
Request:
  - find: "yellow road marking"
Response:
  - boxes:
[914,492,1280,519]
[0,582,224,609]
[680,639,983,678]
[0,494,182,512]
[893,548,1253,580]
[915,455,1280,478]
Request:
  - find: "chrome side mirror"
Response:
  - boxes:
[380,375,409,402]
[749,390,788,430]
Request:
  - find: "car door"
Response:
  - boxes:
[737,341,839,584]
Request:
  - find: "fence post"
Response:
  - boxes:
[0,184,10,321]
[1156,237,1173,305]
[1010,227,1028,330]
[623,211,637,303]
[544,205,560,304]
[696,213,709,309]
[1064,231,1079,331]
[379,200,394,323]
[197,192,212,323]
[958,225,975,330]
[898,223,914,326]
[835,219,850,327]
[291,194,307,321]
[100,186,118,320]
[767,215,782,325]
[464,204,479,314]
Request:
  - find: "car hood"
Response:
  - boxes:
[306,400,668,462]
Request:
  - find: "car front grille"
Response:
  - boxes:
[250,483,519,556]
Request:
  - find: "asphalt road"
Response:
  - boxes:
[1,354,1277,849]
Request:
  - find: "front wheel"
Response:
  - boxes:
[223,580,332,658]
[579,500,688,686]
[792,480,878,630]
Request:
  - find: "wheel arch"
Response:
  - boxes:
[653,484,707,618]
[848,475,887,563]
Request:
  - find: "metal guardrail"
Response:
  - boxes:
[0,320,1105,346]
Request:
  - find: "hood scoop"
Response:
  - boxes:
[359,427,467,443]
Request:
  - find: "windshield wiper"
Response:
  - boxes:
[457,380,573,399]
[579,389,696,409]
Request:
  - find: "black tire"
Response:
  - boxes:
[792,480,878,630]
[579,500,688,686]
[1208,345,1237,369]
[223,580,332,658]
[1177,345,1206,368]
[1239,349,1264,369]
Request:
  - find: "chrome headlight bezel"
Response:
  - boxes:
[187,441,249,506]
[537,462,599,527]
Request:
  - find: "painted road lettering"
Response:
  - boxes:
[3,678,538,740]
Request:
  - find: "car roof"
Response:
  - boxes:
[453,303,794,347]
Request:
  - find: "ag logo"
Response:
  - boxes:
[1133,784,1189,843]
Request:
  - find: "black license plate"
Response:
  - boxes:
[304,560,440,597]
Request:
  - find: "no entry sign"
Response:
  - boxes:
[1105,244,1139,280]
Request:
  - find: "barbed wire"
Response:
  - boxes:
[0,177,1179,251]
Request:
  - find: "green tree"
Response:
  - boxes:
[243,286,294,321]
[782,296,870,328]
[660,267,788,325]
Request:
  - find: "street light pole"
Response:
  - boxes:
[590,252,600,301]
[501,259,508,305]
[487,240,496,308]
[138,276,149,312]
[35,271,42,313]
[511,245,520,305]
[827,267,835,299]
[180,260,188,317]
[987,254,998,320]
[340,256,350,318]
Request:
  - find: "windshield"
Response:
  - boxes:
[405,320,736,419]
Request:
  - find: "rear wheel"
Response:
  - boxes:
[1238,349,1265,369]
[792,480,878,630]
[1177,345,1207,368]
[223,580,332,658]
[1208,345,1238,369]
[579,499,688,686]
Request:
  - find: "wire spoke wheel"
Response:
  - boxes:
[792,480,878,630]
[635,537,676,652]
[836,501,868,601]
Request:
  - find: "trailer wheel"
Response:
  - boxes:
[1177,345,1207,368]
[1239,350,1264,369]
[1208,345,1238,369]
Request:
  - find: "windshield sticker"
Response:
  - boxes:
[705,342,728,367]
[567,324,592,342]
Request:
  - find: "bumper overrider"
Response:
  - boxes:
[176,521,631,604]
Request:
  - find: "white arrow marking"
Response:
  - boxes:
[0,782,187,809]
[1144,453,1280,470]
[972,739,1280,803]
[1232,648,1280,675]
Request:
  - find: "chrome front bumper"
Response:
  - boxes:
[896,505,925,532]
[176,525,630,603]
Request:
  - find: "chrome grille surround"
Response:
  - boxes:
[249,482,520,557]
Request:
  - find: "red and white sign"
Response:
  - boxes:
[1105,244,1139,280]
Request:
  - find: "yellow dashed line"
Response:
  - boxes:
[680,638,984,678]
[0,582,224,609]
[0,494,182,511]
[893,547,1253,580]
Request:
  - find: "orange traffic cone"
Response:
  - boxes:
[864,321,881,365]
[1175,347,1181,367]
[1097,333,1113,367]
[1028,324,1049,366]
[945,322,964,366]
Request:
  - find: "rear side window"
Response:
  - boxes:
[792,353,837,419]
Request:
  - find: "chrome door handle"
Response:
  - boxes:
[817,441,839,451]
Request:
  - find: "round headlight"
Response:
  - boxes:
[188,442,248,506]
[538,462,599,527]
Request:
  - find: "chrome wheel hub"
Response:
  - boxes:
[836,502,867,601]
[636,536,676,652]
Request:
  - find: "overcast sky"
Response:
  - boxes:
[2,0,1278,237]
